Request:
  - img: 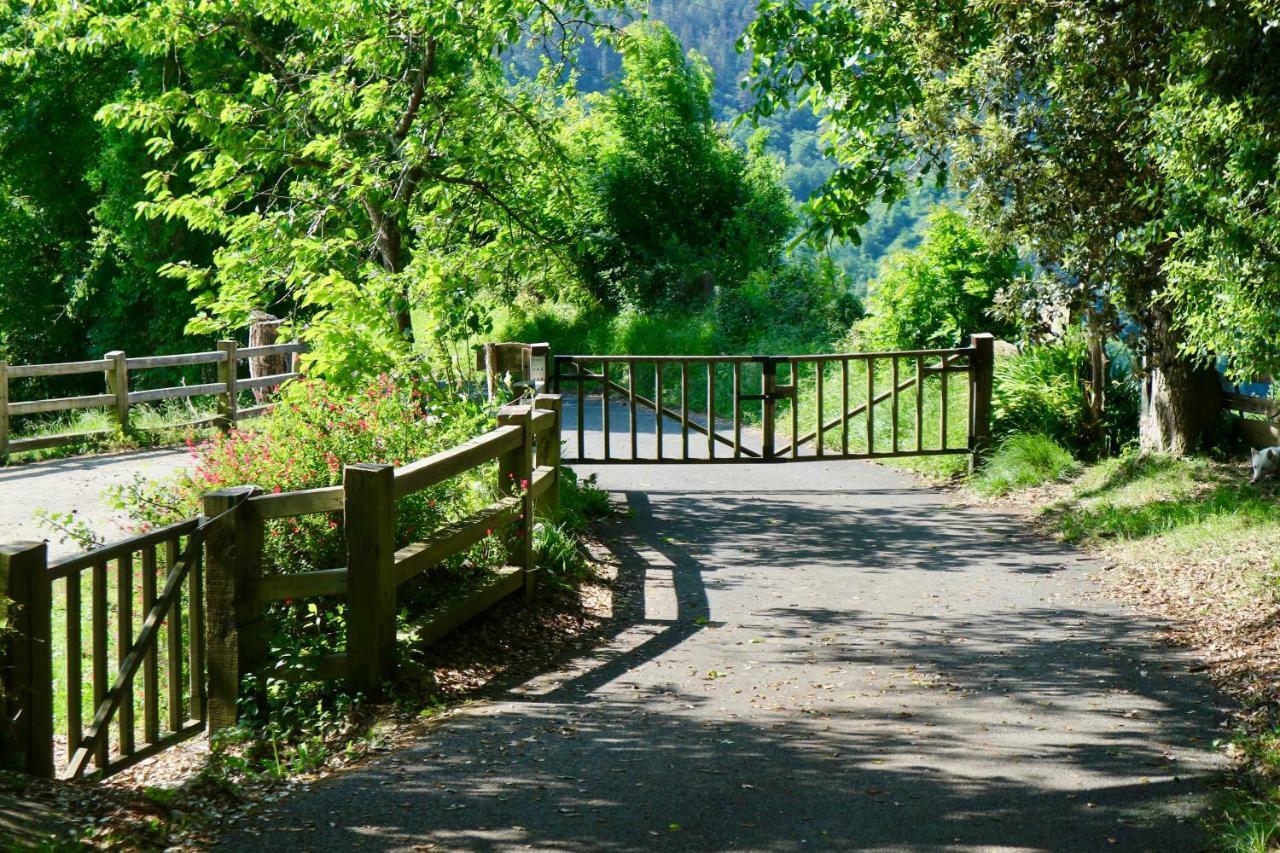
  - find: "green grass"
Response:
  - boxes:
[1213,728,1280,852]
[971,433,1080,496]
[4,397,249,463]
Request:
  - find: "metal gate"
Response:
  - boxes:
[552,334,994,464]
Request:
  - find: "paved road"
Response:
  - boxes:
[0,447,193,559]
[218,399,1225,852]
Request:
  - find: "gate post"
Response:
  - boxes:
[497,404,536,600]
[761,357,778,461]
[345,463,397,696]
[969,333,995,469]
[533,394,562,520]
[1,541,54,777]
[204,485,263,733]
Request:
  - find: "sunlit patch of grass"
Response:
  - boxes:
[1045,454,1277,545]
[971,434,1080,496]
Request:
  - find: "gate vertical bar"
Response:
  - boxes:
[576,362,585,461]
[164,538,183,732]
[91,560,108,768]
[940,357,949,450]
[141,544,159,745]
[866,357,875,455]
[628,361,637,461]
[706,361,716,460]
[115,553,134,756]
[915,356,924,453]
[733,362,742,458]
[67,571,82,757]
[761,357,777,461]
[789,362,798,458]
[816,362,825,457]
[601,361,611,461]
[841,357,849,455]
[891,357,900,453]
[655,364,664,461]
[680,362,689,460]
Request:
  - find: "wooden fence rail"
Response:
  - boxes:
[0,393,563,779]
[0,340,308,457]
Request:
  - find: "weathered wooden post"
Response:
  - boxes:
[203,486,263,733]
[215,340,238,430]
[344,463,396,696]
[1,541,54,777]
[104,350,130,434]
[761,357,778,461]
[533,394,562,521]
[247,312,288,404]
[969,332,996,469]
[497,404,536,600]
[0,361,9,458]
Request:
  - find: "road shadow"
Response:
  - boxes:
[218,475,1224,851]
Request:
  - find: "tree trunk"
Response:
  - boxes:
[1139,326,1221,455]
[1084,310,1108,452]
[247,312,287,404]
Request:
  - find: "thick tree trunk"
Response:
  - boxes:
[1139,323,1221,455]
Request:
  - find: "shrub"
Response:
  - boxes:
[534,522,591,589]
[854,207,1022,350]
[972,433,1081,496]
[991,336,1090,449]
[558,468,612,533]
[115,374,495,575]
[113,374,505,746]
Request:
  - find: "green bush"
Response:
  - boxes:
[854,207,1022,350]
[534,522,592,589]
[991,337,1090,449]
[557,468,612,532]
[972,433,1081,496]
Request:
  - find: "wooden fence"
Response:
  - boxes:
[0,340,307,456]
[0,394,562,779]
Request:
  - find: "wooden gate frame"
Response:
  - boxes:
[553,333,994,465]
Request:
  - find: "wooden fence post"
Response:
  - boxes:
[533,394,562,521]
[104,350,130,433]
[969,332,995,469]
[0,362,9,458]
[1,541,53,778]
[344,463,396,696]
[216,340,238,430]
[497,404,536,600]
[203,486,263,734]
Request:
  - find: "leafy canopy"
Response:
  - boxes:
[3,0,622,380]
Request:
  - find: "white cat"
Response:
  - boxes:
[1251,446,1280,484]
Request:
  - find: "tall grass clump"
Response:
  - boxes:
[972,433,1080,496]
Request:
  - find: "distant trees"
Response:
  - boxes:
[565,22,795,307]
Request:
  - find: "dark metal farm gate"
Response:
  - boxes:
[552,334,994,465]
